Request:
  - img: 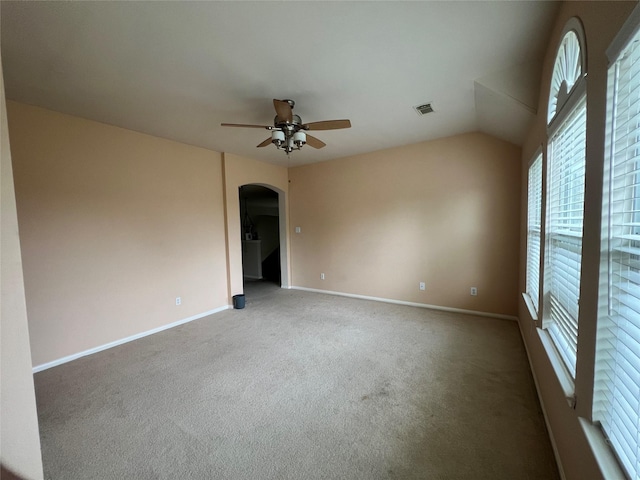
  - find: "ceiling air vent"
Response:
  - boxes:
[414,102,434,116]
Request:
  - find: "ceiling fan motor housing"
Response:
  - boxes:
[275,114,302,128]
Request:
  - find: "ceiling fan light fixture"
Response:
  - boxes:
[293,131,306,148]
[271,130,285,147]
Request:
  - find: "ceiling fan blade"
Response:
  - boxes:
[273,99,293,123]
[221,123,272,129]
[257,138,272,148]
[305,134,326,149]
[302,119,351,131]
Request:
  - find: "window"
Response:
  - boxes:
[548,30,584,123]
[526,154,543,315]
[546,99,587,378]
[593,24,640,480]
[544,23,587,379]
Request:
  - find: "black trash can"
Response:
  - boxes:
[233,294,245,309]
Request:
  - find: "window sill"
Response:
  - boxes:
[522,292,538,322]
[579,418,628,480]
[537,327,576,408]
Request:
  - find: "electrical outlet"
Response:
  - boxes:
[176,297,182,306]
[419,282,426,291]
[470,287,477,296]
[295,226,301,234]
[321,273,325,280]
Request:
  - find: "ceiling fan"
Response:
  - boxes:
[221,99,351,155]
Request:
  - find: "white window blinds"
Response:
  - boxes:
[546,97,587,378]
[527,154,543,314]
[594,29,640,480]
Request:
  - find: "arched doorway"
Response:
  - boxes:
[239,185,282,294]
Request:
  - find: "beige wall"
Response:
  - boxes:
[222,152,290,299]
[289,132,521,317]
[518,2,637,479]
[1,61,44,478]
[10,5,632,475]
[7,102,229,367]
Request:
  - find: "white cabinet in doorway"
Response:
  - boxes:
[242,240,262,279]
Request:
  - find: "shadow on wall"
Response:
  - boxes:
[1,465,27,480]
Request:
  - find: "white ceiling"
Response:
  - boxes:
[0,1,558,167]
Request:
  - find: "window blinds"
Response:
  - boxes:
[527,155,543,314]
[546,97,587,378]
[594,31,640,480]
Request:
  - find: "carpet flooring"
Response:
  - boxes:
[34,281,559,479]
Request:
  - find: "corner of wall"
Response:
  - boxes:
[0,55,45,479]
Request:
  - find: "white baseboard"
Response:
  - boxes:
[290,286,518,321]
[32,305,231,373]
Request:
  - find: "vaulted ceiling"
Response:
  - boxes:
[1,1,558,166]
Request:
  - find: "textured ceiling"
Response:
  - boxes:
[0,1,558,167]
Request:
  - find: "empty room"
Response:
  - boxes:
[2,1,639,479]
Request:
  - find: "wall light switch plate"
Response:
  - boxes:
[295,227,301,234]
[419,282,426,291]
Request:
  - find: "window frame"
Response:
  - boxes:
[593,12,640,479]
[542,18,588,382]
[544,96,587,379]
[525,151,544,321]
